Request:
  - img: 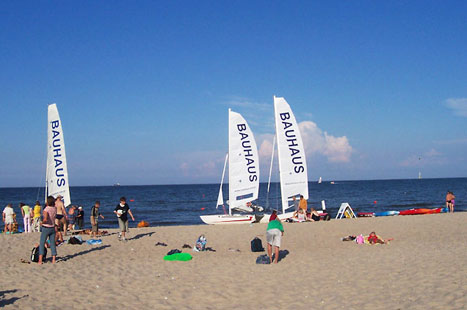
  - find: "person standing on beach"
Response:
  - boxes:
[266,210,284,264]
[55,195,67,237]
[76,206,84,229]
[38,196,57,264]
[90,201,105,238]
[446,191,455,213]
[299,195,307,214]
[2,204,15,234]
[32,201,42,232]
[20,203,32,233]
[114,197,134,242]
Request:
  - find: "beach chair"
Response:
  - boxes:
[335,203,356,219]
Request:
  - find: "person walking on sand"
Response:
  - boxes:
[3,204,15,234]
[266,210,284,264]
[446,191,455,213]
[32,201,42,232]
[38,196,57,264]
[20,202,32,233]
[90,201,105,238]
[114,197,134,242]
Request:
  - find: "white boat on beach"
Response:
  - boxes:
[200,109,261,225]
[45,103,71,206]
[261,96,309,223]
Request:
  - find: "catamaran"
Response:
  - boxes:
[45,103,71,207]
[200,109,261,224]
[261,96,309,222]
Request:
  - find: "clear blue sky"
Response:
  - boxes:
[1,1,466,187]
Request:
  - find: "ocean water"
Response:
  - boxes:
[1,178,465,230]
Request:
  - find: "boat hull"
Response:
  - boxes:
[259,211,295,223]
[200,214,255,225]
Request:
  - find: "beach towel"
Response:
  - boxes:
[163,253,193,261]
[86,239,102,245]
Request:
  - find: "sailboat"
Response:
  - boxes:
[200,109,260,224]
[318,176,322,184]
[261,96,309,222]
[45,104,71,207]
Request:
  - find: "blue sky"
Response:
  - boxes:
[1,1,466,187]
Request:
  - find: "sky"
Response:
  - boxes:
[1,1,466,187]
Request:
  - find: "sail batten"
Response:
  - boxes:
[46,104,71,206]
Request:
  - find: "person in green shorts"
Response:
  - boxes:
[266,210,284,264]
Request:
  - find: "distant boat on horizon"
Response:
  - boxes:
[113,183,121,186]
[318,176,322,184]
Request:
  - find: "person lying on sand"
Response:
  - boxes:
[367,232,393,244]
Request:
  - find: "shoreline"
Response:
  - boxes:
[1,212,466,309]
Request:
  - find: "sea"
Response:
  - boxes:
[1,178,465,231]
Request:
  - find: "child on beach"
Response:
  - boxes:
[90,201,105,238]
[114,197,135,242]
[20,203,32,233]
[32,201,42,232]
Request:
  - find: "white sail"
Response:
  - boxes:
[274,96,308,213]
[318,176,322,184]
[216,153,228,208]
[46,104,71,207]
[228,109,260,214]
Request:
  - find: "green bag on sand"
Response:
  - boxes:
[163,253,193,261]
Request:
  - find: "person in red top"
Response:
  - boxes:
[367,232,392,244]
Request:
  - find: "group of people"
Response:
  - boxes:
[1,197,86,236]
[2,201,42,234]
[291,195,320,222]
[36,196,135,264]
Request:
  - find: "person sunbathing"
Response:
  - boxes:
[367,232,393,244]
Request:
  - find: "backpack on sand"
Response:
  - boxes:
[251,237,264,252]
[31,246,46,263]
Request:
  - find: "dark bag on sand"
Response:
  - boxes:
[256,254,270,264]
[251,237,264,252]
[31,246,46,263]
[68,237,82,245]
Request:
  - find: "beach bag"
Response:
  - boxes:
[68,236,82,245]
[31,246,46,263]
[256,254,270,264]
[356,234,364,244]
[251,237,264,252]
[194,235,207,252]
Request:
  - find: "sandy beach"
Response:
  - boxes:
[1,212,466,310]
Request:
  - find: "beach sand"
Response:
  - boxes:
[1,213,466,309]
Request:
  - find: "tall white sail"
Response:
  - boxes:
[46,104,71,207]
[274,96,308,213]
[228,109,260,214]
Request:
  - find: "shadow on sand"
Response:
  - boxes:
[129,232,155,241]
[0,289,28,307]
[57,245,111,262]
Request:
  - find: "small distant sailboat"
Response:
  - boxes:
[261,96,309,222]
[45,104,71,207]
[418,171,422,179]
[200,109,260,225]
[318,176,322,184]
